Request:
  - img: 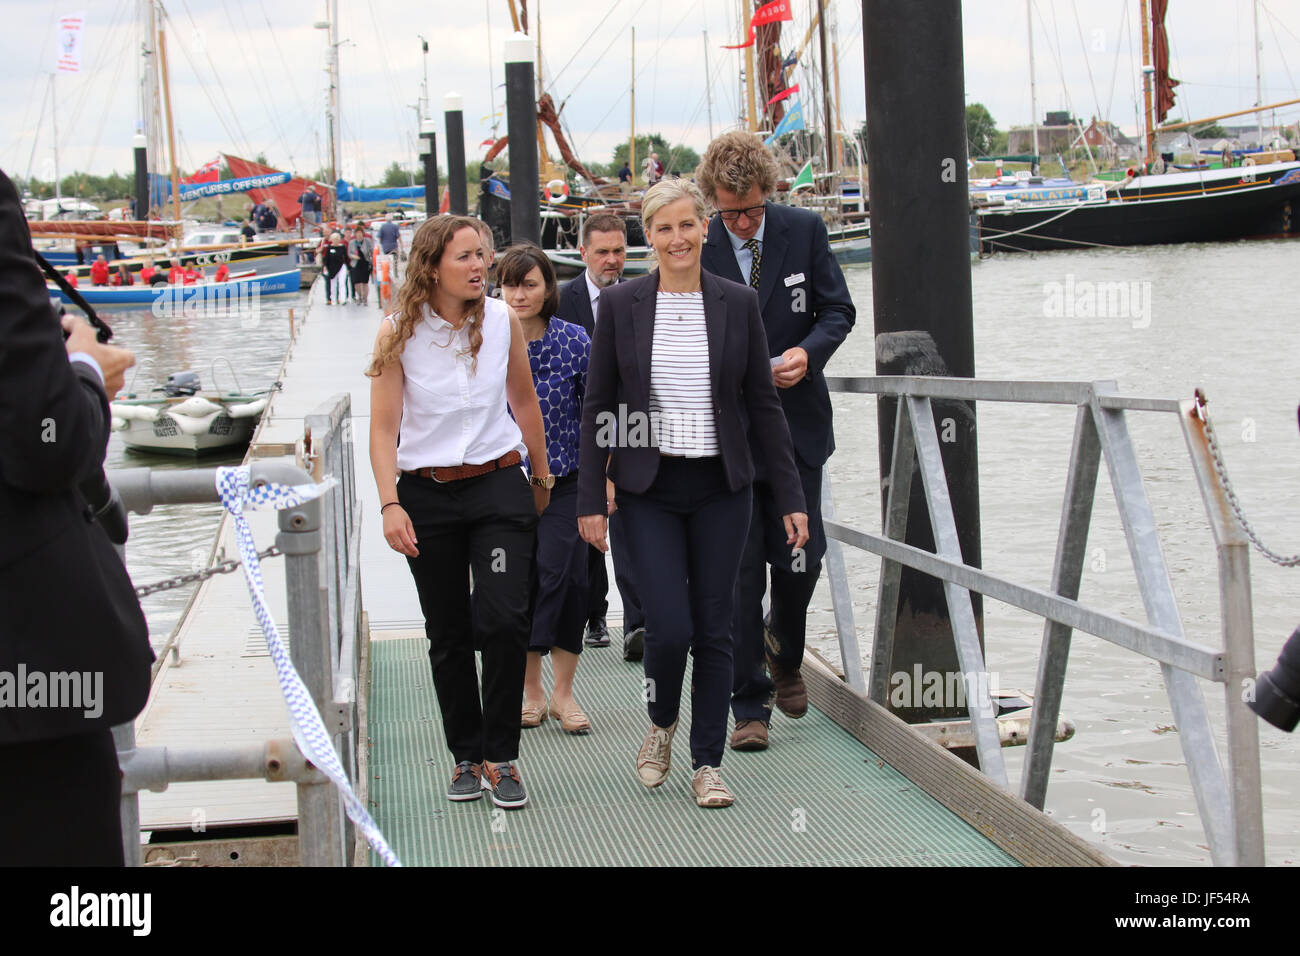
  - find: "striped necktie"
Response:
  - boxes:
[745,238,762,290]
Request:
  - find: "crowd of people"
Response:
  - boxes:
[369,130,855,811]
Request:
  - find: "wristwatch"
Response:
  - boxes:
[529,473,556,490]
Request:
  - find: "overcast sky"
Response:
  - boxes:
[4,0,1299,184]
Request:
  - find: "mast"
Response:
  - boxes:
[817,0,833,175]
[1253,0,1264,147]
[1140,0,1155,164]
[51,75,61,204]
[330,0,341,210]
[1027,0,1039,163]
[630,27,636,183]
[157,17,182,230]
[832,13,844,170]
[704,30,714,141]
[744,0,758,130]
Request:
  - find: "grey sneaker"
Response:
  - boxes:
[447,760,482,802]
[635,720,677,788]
[691,765,735,808]
[482,761,528,809]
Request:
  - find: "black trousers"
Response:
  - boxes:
[616,457,750,768]
[399,466,537,765]
[530,474,587,655]
[585,543,608,626]
[0,729,123,866]
[730,460,826,722]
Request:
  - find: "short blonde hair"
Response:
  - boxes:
[694,130,780,202]
[640,179,708,233]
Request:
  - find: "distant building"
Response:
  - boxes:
[1007,113,1078,156]
[1071,117,1139,165]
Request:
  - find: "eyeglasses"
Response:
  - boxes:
[716,204,766,222]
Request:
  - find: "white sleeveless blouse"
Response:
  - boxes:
[393,296,525,471]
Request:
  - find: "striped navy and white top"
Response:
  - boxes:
[650,291,719,456]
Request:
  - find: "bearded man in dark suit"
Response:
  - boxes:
[697,132,856,751]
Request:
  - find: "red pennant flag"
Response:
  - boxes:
[723,0,793,49]
[479,139,496,147]
[767,84,799,107]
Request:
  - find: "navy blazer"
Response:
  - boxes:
[577,270,805,519]
[0,169,153,744]
[558,273,596,338]
[700,201,855,469]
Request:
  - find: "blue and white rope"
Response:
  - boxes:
[216,466,401,867]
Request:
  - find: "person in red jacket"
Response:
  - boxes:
[167,259,185,284]
[65,270,78,288]
[139,259,156,284]
[182,265,201,285]
[214,262,230,283]
[109,264,133,287]
[89,255,110,286]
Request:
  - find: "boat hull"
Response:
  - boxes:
[978,164,1300,253]
[117,414,257,456]
[50,268,301,306]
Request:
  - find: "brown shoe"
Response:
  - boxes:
[730,719,769,751]
[767,658,808,718]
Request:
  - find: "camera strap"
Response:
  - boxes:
[33,249,114,343]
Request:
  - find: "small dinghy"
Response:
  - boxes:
[110,369,277,456]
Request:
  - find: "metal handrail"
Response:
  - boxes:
[820,375,1263,867]
[108,394,363,867]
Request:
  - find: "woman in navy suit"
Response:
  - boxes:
[577,179,808,808]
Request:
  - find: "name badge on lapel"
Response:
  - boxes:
[784,272,805,287]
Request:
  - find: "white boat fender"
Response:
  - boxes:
[161,409,223,435]
[110,416,128,431]
[170,396,224,418]
[110,402,164,421]
[225,397,268,419]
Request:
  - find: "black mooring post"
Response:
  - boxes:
[133,134,149,220]
[504,34,540,245]
[420,125,439,217]
[444,92,468,216]
[864,0,982,723]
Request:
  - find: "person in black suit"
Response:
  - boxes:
[696,131,856,752]
[577,179,808,808]
[557,213,646,658]
[0,167,154,866]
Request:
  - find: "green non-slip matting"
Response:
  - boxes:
[366,632,1019,866]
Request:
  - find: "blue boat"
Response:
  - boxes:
[49,268,301,307]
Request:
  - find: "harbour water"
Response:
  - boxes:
[113,239,1300,866]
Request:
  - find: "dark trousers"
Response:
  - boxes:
[0,729,123,866]
[731,460,827,722]
[398,466,537,765]
[585,543,608,626]
[530,475,587,655]
[616,457,751,768]
[608,508,645,632]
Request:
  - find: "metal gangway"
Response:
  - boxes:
[109,394,362,866]
[815,376,1264,867]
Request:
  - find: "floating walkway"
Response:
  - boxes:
[125,275,1114,866]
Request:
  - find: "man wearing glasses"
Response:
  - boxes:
[697,131,856,752]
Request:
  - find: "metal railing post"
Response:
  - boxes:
[1022,401,1101,808]
[1179,401,1265,866]
[276,474,346,867]
[821,467,866,694]
[870,399,915,704]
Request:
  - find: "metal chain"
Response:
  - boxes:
[1194,390,1300,567]
[134,546,283,598]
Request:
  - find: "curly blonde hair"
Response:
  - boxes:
[365,215,485,377]
[694,130,780,202]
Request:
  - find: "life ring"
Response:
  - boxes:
[546,179,570,204]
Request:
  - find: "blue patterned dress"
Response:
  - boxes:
[525,316,592,654]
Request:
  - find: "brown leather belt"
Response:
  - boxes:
[402,450,522,483]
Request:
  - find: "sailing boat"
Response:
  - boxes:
[975,0,1300,254]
